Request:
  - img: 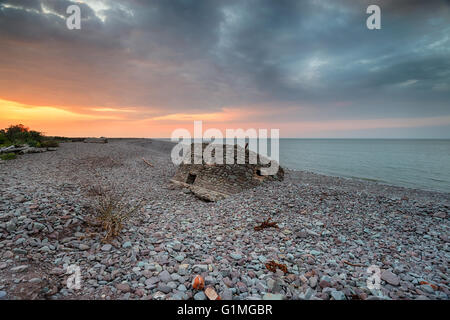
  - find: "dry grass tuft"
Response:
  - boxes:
[93,190,144,242]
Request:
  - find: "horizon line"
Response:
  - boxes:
[57,137,450,140]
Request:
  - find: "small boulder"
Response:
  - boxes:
[381,270,400,286]
[115,283,131,293]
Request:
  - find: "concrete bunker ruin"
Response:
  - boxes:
[171,143,284,201]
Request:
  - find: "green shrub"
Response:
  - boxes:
[1,124,43,145]
[0,153,17,160]
[0,142,13,148]
[4,124,29,141]
[0,130,7,145]
[27,140,41,148]
[28,130,43,142]
[0,124,66,148]
[40,140,59,148]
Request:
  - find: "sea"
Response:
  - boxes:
[278,139,450,193]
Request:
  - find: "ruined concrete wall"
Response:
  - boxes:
[173,163,263,195]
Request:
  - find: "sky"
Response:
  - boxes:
[0,0,449,138]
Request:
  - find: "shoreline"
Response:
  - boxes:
[285,167,450,197]
[0,138,448,300]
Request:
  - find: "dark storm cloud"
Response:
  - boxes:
[0,0,111,48]
[0,0,42,11]
[0,0,449,121]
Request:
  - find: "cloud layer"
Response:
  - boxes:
[0,0,449,137]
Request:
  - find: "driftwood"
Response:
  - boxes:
[0,145,20,154]
[342,260,365,267]
[142,158,154,167]
[254,217,279,231]
[0,145,46,154]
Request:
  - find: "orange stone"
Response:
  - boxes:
[192,275,205,290]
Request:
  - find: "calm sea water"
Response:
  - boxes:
[278,139,450,193]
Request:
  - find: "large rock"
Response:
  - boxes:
[194,292,207,300]
[158,270,172,282]
[115,283,131,293]
[381,270,400,286]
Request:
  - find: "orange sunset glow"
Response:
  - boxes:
[2,97,450,138]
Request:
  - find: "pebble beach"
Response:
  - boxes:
[0,139,448,300]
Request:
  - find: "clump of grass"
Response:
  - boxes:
[40,140,59,148]
[0,153,17,160]
[27,140,41,148]
[87,185,107,197]
[94,191,144,242]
